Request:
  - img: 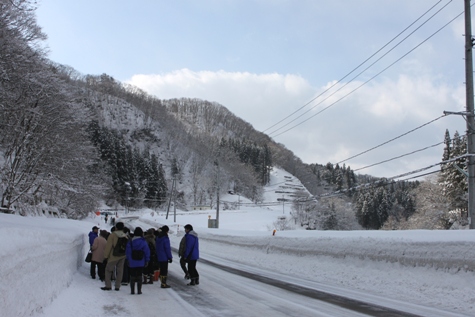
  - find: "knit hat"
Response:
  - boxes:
[161,225,169,233]
[184,224,193,231]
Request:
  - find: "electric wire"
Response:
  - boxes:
[337,114,446,166]
[352,132,464,172]
[268,7,463,139]
[261,0,447,135]
[223,153,467,205]
[387,154,469,180]
[313,153,471,200]
[353,141,445,172]
[397,169,440,182]
[266,0,453,138]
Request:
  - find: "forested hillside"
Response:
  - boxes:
[0,1,469,230]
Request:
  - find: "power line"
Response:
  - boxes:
[397,169,440,182]
[312,154,471,200]
[264,0,451,137]
[337,115,446,165]
[353,141,445,172]
[224,154,468,205]
[268,5,463,139]
[352,132,465,173]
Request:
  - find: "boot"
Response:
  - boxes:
[187,278,196,286]
[143,274,148,284]
[160,275,171,288]
[130,277,136,295]
[196,276,199,285]
[147,274,154,284]
[137,277,143,294]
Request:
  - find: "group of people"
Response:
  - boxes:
[87,222,199,295]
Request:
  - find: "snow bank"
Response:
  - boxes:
[0,214,91,317]
[3,209,475,316]
[197,230,475,272]
[181,229,475,316]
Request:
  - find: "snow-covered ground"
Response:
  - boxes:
[1,168,475,316]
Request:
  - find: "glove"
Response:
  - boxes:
[144,261,149,267]
[168,258,173,263]
[184,258,189,263]
[103,259,108,265]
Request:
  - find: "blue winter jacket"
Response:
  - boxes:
[155,232,173,262]
[88,231,98,247]
[126,237,150,268]
[184,230,199,260]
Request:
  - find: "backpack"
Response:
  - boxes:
[130,240,144,260]
[113,236,128,256]
[132,249,144,261]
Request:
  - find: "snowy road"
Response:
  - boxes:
[10,211,471,317]
[197,258,422,317]
[170,256,420,317]
[36,250,427,317]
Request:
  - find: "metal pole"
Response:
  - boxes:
[464,0,475,229]
[173,179,177,223]
[282,194,285,214]
[216,162,220,228]
[166,177,175,220]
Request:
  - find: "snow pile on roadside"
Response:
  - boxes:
[3,207,475,317]
[197,230,475,272]
[0,214,91,317]
[188,229,475,316]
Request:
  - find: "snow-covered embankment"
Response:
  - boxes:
[0,214,90,317]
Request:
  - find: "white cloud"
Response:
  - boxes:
[127,69,465,178]
[127,69,315,131]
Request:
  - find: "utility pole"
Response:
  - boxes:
[215,160,220,228]
[173,179,177,223]
[282,194,285,214]
[166,176,176,220]
[464,0,475,229]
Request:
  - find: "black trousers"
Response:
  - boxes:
[180,257,189,275]
[129,267,144,293]
[129,267,144,279]
[159,261,169,276]
[121,259,129,283]
[187,260,199,279]
[91,261,105,280]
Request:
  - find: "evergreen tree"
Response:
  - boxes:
[439,130,468,214]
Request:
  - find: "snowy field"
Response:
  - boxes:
[1,168,475,316]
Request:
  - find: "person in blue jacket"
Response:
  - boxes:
[155,225,173,288]
[126,227,150,295]
[183,224,199,286]
[88,226,99,247]
[88,226,99,279]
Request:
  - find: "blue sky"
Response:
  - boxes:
[36,0,468,178]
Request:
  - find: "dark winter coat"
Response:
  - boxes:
[155,231,172,262]
[88,231,98,247]
[178,235,186,257]
[184,230,199,261]
[126,236,150,268]
[145,234,159,271]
